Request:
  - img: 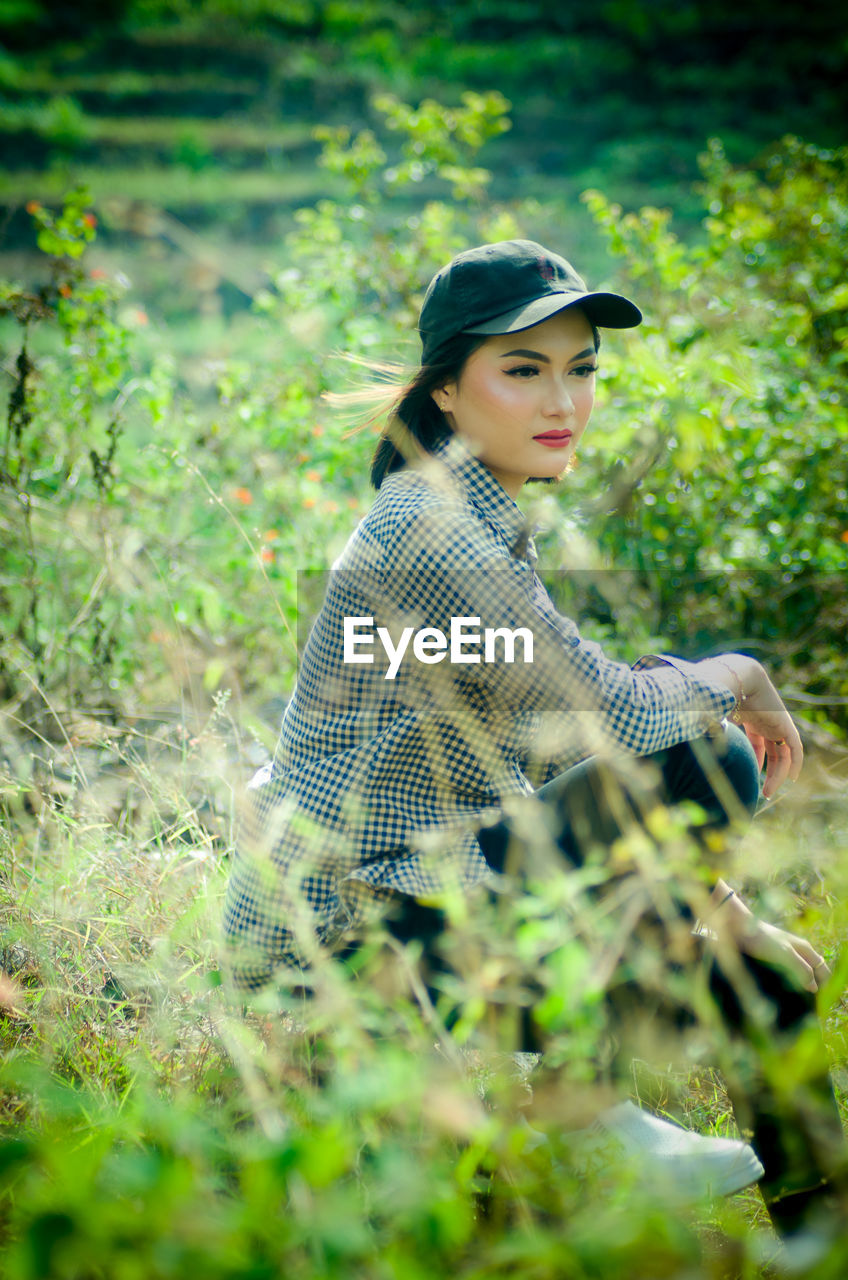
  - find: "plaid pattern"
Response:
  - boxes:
[223,436,735,988]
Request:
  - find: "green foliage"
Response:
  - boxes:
[266,89,519,382]
[128,0,322,30]
[375,90,511,199]
[0,93,90,153]
[172,125,215,172]
[561,137,848,731]
[0,189,154,700]
[1,760,846,1275]
[25,187,98,261]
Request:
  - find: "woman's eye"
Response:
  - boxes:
[505,365,539,378]
[572,364,598,378]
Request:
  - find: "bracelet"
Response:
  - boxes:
[692,888,737,936]
[714,659,747,723]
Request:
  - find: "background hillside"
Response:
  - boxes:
[1,0,846,353]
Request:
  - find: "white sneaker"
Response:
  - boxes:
[578,1100,765,1200]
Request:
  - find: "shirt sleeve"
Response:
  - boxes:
[371,494,736,766]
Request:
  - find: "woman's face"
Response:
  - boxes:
[434,307,597,498]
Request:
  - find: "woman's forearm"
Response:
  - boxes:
[694,653,803,797]
[709,877,756,940]
[708,877,829,992]
[694,654,762,708]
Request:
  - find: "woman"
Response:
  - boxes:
[224,240,845,1232]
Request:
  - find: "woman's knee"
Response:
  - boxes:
[709,722,762,818]
[661,723,761,825]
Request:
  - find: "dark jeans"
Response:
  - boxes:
[376,727,846,1237]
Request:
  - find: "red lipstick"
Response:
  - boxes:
[533,430,573,448]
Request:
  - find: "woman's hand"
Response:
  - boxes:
[736,919,830,993]
[732,661,803,799]
[710,880,829,994]
[697,654,803,798]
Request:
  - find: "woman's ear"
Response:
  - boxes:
[432,383,455,414]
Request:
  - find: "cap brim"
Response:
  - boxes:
[465,290,642,333]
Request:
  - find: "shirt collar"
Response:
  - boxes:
[427,435,537,565]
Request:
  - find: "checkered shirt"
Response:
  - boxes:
[222,435,735,988]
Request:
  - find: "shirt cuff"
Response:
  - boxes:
[632,653,738,723]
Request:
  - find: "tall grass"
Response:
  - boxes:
[2,717,847,1276]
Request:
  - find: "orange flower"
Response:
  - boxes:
[304,469,322,482]
[841,531,848,544]
[58,283,72,298]
[312,424,324,438]
[133,308,149,326]
[303,495,317,509]
[295,451,309,463]
[262,529,279,541]
[25,200,41,215]
[234,487,253,505]
[90,267,107,280]
[260,546,275,564]
[83,212,97,229]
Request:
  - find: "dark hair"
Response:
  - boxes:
[369,318,601,490]
[369,331,485,489]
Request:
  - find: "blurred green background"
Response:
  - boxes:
[2,0,846,363]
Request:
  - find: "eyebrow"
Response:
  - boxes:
[501,346,597,362]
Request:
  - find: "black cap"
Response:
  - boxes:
[418,239,642,364]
